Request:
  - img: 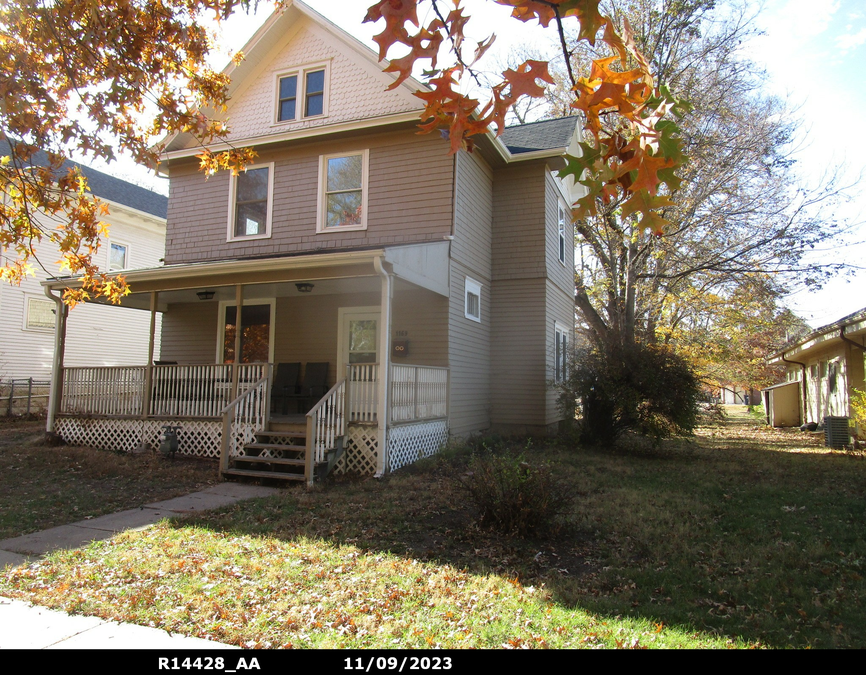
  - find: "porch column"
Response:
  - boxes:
[375,257,392,477]
[142,291,158,418]
[45,287,68,435]
[231,284,243,399]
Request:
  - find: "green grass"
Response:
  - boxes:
[0,418,219,539]
[2,407,866,648]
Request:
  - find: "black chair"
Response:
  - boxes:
[271,362,301,415]
[286,362,329,413]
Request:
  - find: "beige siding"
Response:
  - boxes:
[490,278,547,431]
[159,301,220,364]
[544,169,576,297]
[217,17,422,145]
[165,130,454,265]
[448,151,494,436]
[491,162,547,282]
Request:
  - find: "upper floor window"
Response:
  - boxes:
[317,150,369,232]
[228,163,274,242]
[558,204,568,265]
[109,242,128,271]
[275,64,328,123]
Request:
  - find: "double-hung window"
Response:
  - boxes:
[228,163,274,241]
[554,322,570,383]
[275,64,328,123]
[558,205,568,265]
[317,150,369,232]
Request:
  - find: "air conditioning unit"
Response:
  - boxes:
[824,416,850,448]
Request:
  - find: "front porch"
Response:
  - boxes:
[44,247,452,485]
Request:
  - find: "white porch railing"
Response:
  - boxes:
[61,366,146,416]
[390,364,449,422]
[60,363,268,418]
[346,363,378,423]
[305,378,347,485]
[220,371,271,474]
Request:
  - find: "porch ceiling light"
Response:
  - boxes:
[296,282,314,293]
[196,290,216,300]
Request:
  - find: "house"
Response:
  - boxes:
[0,143,167,391]
[765,307,866,428]
[42,1,581,484]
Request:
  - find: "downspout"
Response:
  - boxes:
[44,286,67,437]
[781,352,808,425]
[839,326,865,352]
[374,256,392,478]
[840,326,865,424]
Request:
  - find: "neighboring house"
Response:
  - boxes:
[765,307,866,427]
[0,144,167,384]
[43,1,581,484]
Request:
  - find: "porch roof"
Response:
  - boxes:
[42,242,451,309]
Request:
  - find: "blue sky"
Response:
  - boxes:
[99,0,866,328]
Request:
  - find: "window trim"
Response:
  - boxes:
[215,298,277,364]
[23,294,56,332]
[108,241,129,272]
[464,276,482,323]
[226,162,275,243]
[554,321,570,383]
[273,62,330,124]
[316,149,369,233]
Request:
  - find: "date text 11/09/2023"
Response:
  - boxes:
[157,657,454,672]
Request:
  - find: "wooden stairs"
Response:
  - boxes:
[222,421,344,484]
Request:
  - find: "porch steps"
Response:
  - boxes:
[224,425,332,484]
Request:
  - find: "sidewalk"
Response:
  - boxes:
[0,482,280,649]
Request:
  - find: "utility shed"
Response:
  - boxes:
[762,381,802,427]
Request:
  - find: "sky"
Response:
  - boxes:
[92,0,866,329]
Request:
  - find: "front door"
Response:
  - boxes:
[338,307,380,422]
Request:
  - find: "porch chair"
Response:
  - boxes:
[271,362,301,415]
[286,362,329,413]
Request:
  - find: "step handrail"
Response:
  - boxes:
[304,377,347,486]
[220,373,270,476]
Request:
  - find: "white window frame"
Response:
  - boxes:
[554,321,570,383]
[23,294,56,332]
[558,203,569,266]
[316,149,369,233]
[273,62,330,124]
[108,241,129,271]
[215,298,277,364]
[227,162,275,243]
[464,277,482,323]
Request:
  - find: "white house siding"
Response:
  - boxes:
[0,205,164,380]
[448,151,494,436]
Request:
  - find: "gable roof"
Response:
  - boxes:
[500,117,581,155]
[0,140,167,219]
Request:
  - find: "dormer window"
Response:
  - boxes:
[275,64,329,123]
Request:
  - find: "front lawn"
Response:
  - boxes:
[2,408,865,648]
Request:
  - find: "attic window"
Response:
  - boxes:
[275,64,328,123]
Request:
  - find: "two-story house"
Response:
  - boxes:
[43,1,580,485]
[0,144,166,392]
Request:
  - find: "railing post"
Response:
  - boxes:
[220,408,232,477]
[26,378,33,416]
[305,413,315,488]
[7,380,14,416]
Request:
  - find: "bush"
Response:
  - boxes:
[461,448,572,537]
[559,341,702,446]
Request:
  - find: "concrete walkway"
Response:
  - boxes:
[0,482,280,649]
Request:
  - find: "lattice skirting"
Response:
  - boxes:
[56,417,222,458]
[388,419,449,472]
[335,425,379,476]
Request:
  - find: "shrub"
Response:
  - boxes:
[461,449,572,537]
[850,389,866,441]
[559,341,702,446]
